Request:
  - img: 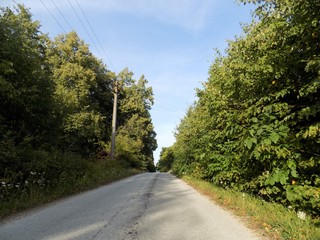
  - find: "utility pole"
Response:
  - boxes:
[110,80,118,159]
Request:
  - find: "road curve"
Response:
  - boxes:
[0,173,261,240]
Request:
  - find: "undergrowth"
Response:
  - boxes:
[0,156,140,219]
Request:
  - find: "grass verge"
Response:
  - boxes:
[182,176,320,240]
[0,159,141,219]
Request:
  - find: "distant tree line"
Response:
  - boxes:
[158,0,320,216]
[0,4,157,196]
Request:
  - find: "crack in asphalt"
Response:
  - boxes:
[0,173,261,240]
[124,173,158,240]
[90,173,158,240]
[89,198,128,240]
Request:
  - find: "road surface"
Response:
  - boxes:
[0,173,261,240]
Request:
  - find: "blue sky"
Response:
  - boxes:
[3,0,254,162]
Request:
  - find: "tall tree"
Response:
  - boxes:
[46,31,113,155]
[157,147,175,172]
[0,5,53,170]
[116,69,157,171]
[170,0,320,215]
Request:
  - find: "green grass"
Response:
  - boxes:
[182,176,320,240]
[0,159,141,219]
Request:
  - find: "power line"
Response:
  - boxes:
[68,0,119,158]
[74,0,116,72]
[67,0,103,60]
[50,0,74,32]
[39,0,67,34]
[37,0,117,73]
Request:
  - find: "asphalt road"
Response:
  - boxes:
[0,173,261,240]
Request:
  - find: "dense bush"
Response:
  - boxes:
[168,0,320,216]
[0,4,157,214]
[0,149,137,217]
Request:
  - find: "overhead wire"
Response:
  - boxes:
[39,0,67,34]
[30,0,116,72]
[50,0,74,32]
[67,0,104,60]
[74,0,116,72]
[10,0,117,149]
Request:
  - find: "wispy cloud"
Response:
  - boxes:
[12,0,217,32]
[87,0,217,31]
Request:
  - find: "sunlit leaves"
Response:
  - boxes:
[116,70,157,171]
[156,147,175,172]
[170,0,320,216]
[0,5,53,147]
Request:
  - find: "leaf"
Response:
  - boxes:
[245,138,253,150]
[279,125,287,131]
[279,174,288,185]
[253,150,261,158]
[251,137,257,144]
[263,138,272,145]
[244,137,257,150]
[257,128,264,135]
[270,132,280,144]
[249,129,255,137]
[251,117,258,123]
[291,169,298,178]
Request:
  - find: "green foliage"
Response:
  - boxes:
[170,0,320,217]
[156,147,175,172]
[46,31,113,155]
[0,152,138,217]
[0,4,157,215]
[0,5,54,149]
[116,69,157,171]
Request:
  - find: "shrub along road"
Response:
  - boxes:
[0,173,261,240]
